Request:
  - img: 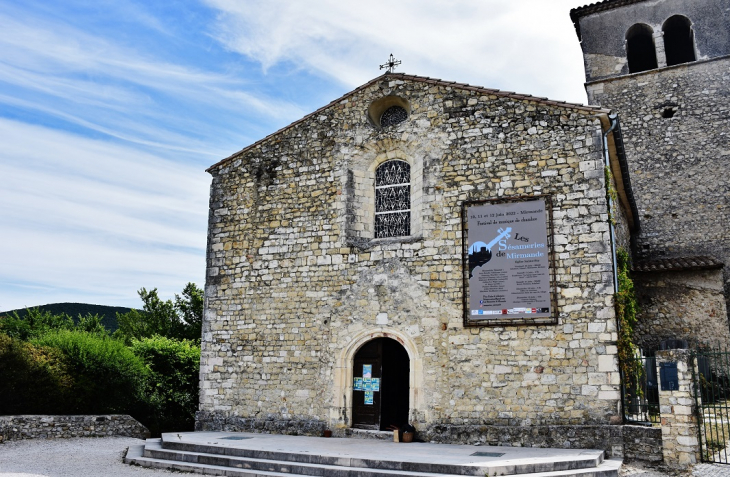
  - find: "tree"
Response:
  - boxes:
[115,283,203,344]
[174,282,203,342]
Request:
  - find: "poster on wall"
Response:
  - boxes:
[462,195,557,327]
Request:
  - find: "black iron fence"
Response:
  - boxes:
[622,355,660,424]
[693,348,730,464]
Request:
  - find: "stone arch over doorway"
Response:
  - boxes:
[331,328,424,429]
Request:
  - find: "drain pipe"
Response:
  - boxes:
[603,113,620,295]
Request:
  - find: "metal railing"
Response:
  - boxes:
[693,348,730,464]
[622,355,660,424]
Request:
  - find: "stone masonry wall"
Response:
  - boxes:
[656,349,701,468]
[634,268,729,351]
[0,415,149,442]
[622,425,664,464]
[199,75,626,446]
[587,58,730,319]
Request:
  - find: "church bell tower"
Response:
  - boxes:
[570,0,730,347]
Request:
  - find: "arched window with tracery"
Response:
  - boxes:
[626,24,658,73]
[374,160,410,238]
[663,15,696,66]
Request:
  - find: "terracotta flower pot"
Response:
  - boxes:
[401,431,414,443]
[323,430,332,438]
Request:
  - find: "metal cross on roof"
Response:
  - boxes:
[380,54,402,73]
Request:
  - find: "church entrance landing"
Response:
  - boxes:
[352,337,409,430]
[126,432,619,476]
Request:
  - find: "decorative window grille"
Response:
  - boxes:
[375,160,410,238]
[380,106,408,127]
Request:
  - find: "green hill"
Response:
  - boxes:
[0,303,135,333]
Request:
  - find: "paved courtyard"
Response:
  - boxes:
[1,436,730,476]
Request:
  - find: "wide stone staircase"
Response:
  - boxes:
[124,432,622,477]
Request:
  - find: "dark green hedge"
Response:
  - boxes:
[0,285,202,436]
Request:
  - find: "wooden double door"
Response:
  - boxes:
[352,338,410,430]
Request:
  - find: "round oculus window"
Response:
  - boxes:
[380,106,408,127]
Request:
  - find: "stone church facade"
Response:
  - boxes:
[197,0,729,453]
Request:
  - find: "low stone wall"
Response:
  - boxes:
[0,415,149,442]
[195,411,327,436]
[622,425,663,463]
[421,424,624,457]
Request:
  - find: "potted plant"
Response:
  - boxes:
[401,423,415,443]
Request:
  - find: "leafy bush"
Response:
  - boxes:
[0,284,202,436]
[32,330,149,414]
[0,333,74,414]
[131,336,200,435]
[0,309,75,340]
[1,303,128,333]
[0,308,109,341]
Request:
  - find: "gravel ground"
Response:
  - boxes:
[0,437,174,476]
[3,437,730,477]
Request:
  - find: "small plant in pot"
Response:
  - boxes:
[401,423,415,443]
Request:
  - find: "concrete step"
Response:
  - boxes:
[124,436,621,477]
[161,439,604,476]
[125,442,621,477]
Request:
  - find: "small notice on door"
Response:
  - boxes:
[363,364,372,378]
[354,377,363,391]
[364,391,374,405]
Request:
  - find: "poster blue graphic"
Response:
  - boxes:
[354,377,363,391]
[364,391,374,405]
[372,378,380,391]
[363,364,372,378]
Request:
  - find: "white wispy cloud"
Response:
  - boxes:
[204,0,589,104]
[0,0,595,311]
[0,119,209,310]
[0,4,306,158]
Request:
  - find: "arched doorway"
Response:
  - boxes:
[352,337,410,430]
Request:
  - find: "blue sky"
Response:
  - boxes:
[0,0,592,311]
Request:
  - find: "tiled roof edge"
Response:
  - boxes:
[206,73,609,173]
[570,0,648,40]
[610,117,640,232]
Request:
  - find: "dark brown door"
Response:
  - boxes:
[352,338,409,430]
[352,339,382,429]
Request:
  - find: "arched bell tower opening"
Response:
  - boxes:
[626,23,658,73]
[663,15,696,67]
[351,337,410,430]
